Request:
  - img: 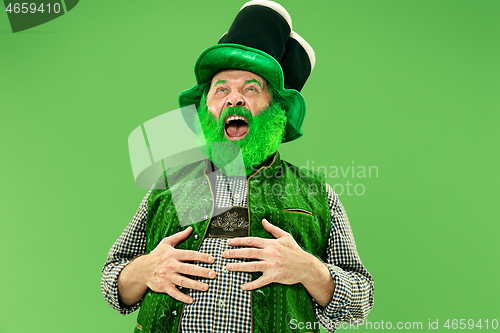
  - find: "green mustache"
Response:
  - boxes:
[216,107,254,135]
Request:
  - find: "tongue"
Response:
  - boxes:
[226,123,249,137]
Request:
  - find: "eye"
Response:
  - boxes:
[216,87,228,94]
[245,86,258,92]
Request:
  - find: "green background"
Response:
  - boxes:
[0,0,498,332]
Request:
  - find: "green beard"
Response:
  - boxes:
[194,95,287,176]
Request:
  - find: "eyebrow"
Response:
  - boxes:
[244,79,262,87]
[214,80,227,87]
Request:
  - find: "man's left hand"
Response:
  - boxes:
[223,219,335,307]
[223,218,310,289]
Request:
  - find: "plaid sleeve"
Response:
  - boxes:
[313,183,375,332]
[100,190,151,315]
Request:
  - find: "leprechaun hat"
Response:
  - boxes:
[178,0,315,143]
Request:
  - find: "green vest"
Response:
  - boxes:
[135,153,330,333]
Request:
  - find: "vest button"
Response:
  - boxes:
[172,310,178,316]
[204,181,208,185]
[204,215,209,220]
[193,234,199,240]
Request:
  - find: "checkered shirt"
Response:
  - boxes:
[101,172,374,332]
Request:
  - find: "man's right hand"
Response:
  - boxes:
[117,227,216,306]
[146,227,216,303]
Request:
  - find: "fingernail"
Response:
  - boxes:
[241,284,247,290]
[209,271,215,278]
[227,263,233,270]
[223,251,229,258]
[228,239,233,245]
[202,283,208,291]
[262,219,268,223]
[209,256,214,263]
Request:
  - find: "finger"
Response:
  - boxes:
[223,248,264,260]
[172,274,210,292]
[176,263,217,280]
[228,236,269,248]
[164,227,193,247]
[262,219,289,239]
[175,249,215,263]
[241,275,272,291]
[226,261,264,273]
[165,286,194,304]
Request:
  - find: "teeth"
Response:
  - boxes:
[225,116,248,124]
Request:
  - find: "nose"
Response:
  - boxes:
[225,91,245,108]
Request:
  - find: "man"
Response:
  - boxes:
[102,1,374,332]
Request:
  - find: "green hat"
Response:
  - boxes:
[179,0,316,143]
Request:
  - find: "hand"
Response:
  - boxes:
[222,219,315,290]
[145,227,216,304]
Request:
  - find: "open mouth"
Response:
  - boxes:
[224,115,249,141]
